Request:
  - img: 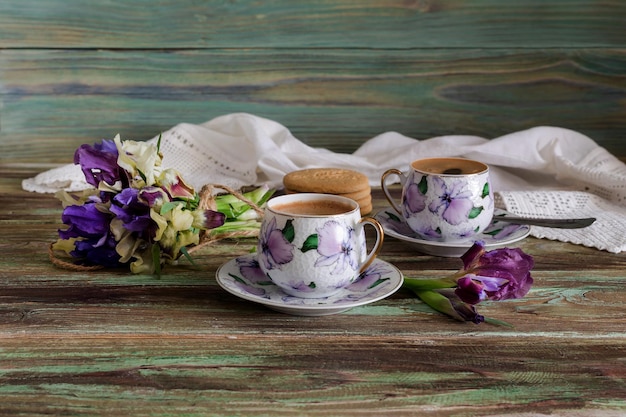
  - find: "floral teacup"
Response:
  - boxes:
[381,157,494,242]
[257,193,384,298]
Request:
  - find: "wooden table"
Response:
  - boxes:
[1,165,625,416]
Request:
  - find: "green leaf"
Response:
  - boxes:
[282,219,295,243]
[308,282,316,289]
[367,277,390,289]
[482,182,490,198]
[385,211,402,222]
[413,290,465,322]
[160,201,183,215]
[468,206,484,219]
[229,273,246,284]
[151,244,161,277]
[403,278,456,292]
[300,234,319,252]
[180,246,196,266]
[418,175,428,195]
[156,132,162,152]
[484,317,514,328]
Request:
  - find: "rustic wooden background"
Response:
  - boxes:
[1,0,625,165]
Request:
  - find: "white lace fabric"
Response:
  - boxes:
[22,112,626,253]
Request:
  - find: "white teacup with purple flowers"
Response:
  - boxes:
[381,157,494,242]
[257,193,384,298]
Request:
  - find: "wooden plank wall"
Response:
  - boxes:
[1,0,625,164]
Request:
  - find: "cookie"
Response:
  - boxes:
[337,186,371,202]
[285,186,371,202]
[283,168,373,216]
[283,168,370,195]
[357,199,373,215]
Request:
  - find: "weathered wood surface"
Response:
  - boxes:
[1,166,625,416]
[1,0,625,161]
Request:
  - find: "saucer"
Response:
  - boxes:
[374,208,530,257]
[215,254,403,316]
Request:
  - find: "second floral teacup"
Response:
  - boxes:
[257,193,384,298]
[381,157,494,242]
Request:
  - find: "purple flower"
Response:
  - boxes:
[455,242,534,304]
[58,202,121,267]
[258,217,294,270]
[110,188,157,240]
[428,177,474,225]
[138,186,169,207]
[59,203,111,239]
[72,234,121,268]
[314,220,359,275]
[200,210,226,230]
[74,139,122,188]
[403,241,534,324]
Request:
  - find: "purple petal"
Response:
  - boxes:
[266,229,294,265]
[442,197,474,225]
[455,276,486,305]
[60,204,111,237]
[316,221,344,256]
[73,140,121,188]
[203,210,226,229]
[403,182,426,213]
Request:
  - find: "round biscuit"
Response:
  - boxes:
[338,186,371,202]
[286,187,371,202]
[358,201,373,215]
[283,168,369,194]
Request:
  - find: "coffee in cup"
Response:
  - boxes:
[381,157,493,242]
[257,193,384,298]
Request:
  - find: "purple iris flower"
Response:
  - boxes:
[110,188,157,240]
[72,233,121,268]
[428,177,474,225]
[59,203,111,239]
[58,202,121,267]
[314,220,358,275]
[139,186,169,207]
[455,242,534,304]
[258,217,294,270]
[74,139,122,188]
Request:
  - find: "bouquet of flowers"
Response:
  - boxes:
[51,134,273,274]
[403,241,535,324]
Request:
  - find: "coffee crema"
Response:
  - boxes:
[411,157,488,175]
[272,200,355,216]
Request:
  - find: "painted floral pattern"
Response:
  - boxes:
[428,176,476,225]
[314,220,359,275]
[402,172,427,214]
[258,216,295,271]
[379,209,528,244]
[224,255,396,305]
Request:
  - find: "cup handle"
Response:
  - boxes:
[358,217,384,274]
[380,168,406,215]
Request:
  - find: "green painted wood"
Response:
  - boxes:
[0,168,625,416]
[2,48,625,162]
[1,0,625,48]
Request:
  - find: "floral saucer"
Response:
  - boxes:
[215,254,403,316]
[374,208,530,257]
